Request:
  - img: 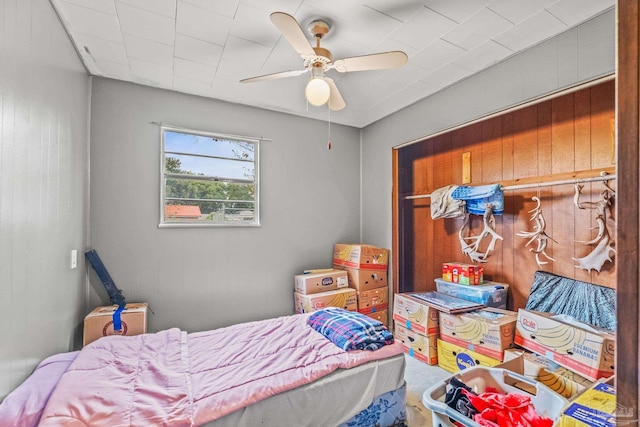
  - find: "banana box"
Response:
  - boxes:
[294,288,357,313]
[439,308,517,360]
[333,265,388,291]
[503,349,593,399]
[294,270,348,294]
[556,381,627,426]
[395,324,438,365]
[356,287,389,314]
[437,338,501,373]
[514,309,615,381]
[366,309,389,328]
[333,244,389,270]
[392,293,440,336]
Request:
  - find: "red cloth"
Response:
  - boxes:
[462,388,553,427]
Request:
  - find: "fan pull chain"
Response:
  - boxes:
[327,104,332,150]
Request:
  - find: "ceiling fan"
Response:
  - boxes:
[240,12,408,111]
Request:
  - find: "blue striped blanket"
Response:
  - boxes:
[307,308,394,351]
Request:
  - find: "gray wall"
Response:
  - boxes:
[89,78,361,332]
[0,0,90,398]
[0,1,616,402]
[360,9,615,261]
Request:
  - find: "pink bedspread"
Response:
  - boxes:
[38,313,403,426]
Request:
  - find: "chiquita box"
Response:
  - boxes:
[392,293,439,336]
[294,288,357,313]
[514,309,615,381]
[356,287,389,314]
[437,339,501,374]
[395,324,438,365]
[333,265,388,291]
[294,269,348,294]
[438,308,517,361]
[503,349,593,399]
[333,244,389,270]
[83,303,148,346]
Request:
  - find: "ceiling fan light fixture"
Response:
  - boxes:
[305,76,330,106]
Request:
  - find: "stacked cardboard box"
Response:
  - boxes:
[293,269,356,313]
[514,308,615,381]
[437,308,518,373]
[392,293,440,365]
[333,244,390,325]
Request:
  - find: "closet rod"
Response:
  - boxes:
[404,173,616,200]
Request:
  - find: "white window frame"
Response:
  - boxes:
[159,124,260,228]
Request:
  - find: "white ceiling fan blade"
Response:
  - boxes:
[333,51,408,73]
[240,69,308,83]
[270,12,315,58]
[325,77,345,111]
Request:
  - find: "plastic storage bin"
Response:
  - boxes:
[435,278,509,309]
[422,365,567,427]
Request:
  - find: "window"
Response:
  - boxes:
[160,125,259,227]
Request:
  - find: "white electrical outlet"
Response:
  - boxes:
[71,249,78,269]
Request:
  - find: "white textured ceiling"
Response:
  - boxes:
[51,0,614,128]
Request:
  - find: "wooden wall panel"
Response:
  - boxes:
[395,80,616,308]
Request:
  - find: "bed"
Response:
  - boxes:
[0,309,406,427]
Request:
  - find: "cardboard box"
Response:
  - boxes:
[437,338,501,373]
[294,269,348,294]
[556,380,627,426]
[357,287,389,314]
[366,309,389,327]
[435,278,508,309]
[514,309,615,381]
[442,262,483,285]
[392,293,440,336]
[334,265,388,291]
[83,303,148,346]
[503,349,593,399]
[439,308,517,360]
[294,288,357,313]
[333,244,388,270]
[395,324,438,365]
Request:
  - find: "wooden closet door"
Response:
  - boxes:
[615,0,639,419]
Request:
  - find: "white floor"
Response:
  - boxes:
[403,355,452,427]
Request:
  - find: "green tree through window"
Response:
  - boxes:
[160,126,260,226]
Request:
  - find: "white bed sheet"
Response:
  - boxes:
[204,352,406,427]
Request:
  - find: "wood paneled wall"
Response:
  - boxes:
[394,80,615,310]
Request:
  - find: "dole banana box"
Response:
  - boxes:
[395,324,438,365]
[442,262,483,285]
[366,309,389,328]
[356,287,389,314]
[437,338,501,373]
[439,308,517,360]
[514,309,615,381]
[294,288,357,313]
[503,349,593,399]
[392,293,439,336]
[294,269,348,294]
[556,380,625,426]
[333,244,389,270]
[333,264,388,291]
